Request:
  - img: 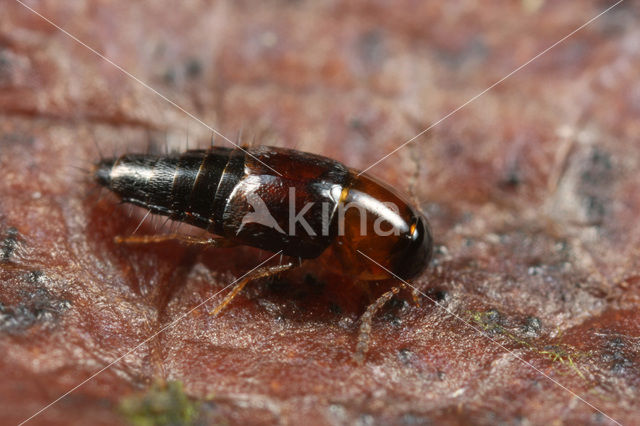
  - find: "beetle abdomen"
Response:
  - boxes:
[95,147,232,229]
[94,146,351,258]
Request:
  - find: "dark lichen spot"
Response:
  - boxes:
[357,29,386,70]
[185,58,202,79]
[0,48,14,86]
[522,316,542,337]
[0,49,10,66]
[472,309,503,336]
[401,412,431,425]
[430,245,449,267]
[554,240,569,253]
[25,269,45,284]
[1,132,36,148]
[583,195,606,224]
[119,381,200,426]
[358,413,374,425]
[527,265,544,276]
[577,147,614,224]
[592,411,606,423]
[499,164,522,190]
[328,403,348,422]
[436,36,488,69]
[398,347,415,366]
[349,117,364,130]
[425,288,447,303]
[0,272,71,333]
[163,68,177,85]
[485,309,500,323]
[434,245,448,256]
[380,297,408,326]
[1,227,19,261]
[581,148,612,185]
[601,337,634,375]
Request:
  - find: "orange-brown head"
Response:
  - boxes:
[321,173,433,281]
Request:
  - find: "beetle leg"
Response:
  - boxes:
[400,282,422,307]
[353,286,400,364]
[115,234,237,247]
[209,262,295,317]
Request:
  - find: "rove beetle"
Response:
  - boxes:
[94,145,433,361]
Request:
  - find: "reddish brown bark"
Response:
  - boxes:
[1,1,639,425]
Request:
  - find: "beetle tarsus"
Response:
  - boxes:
[353,286,400,364]
[209,262,295,317]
